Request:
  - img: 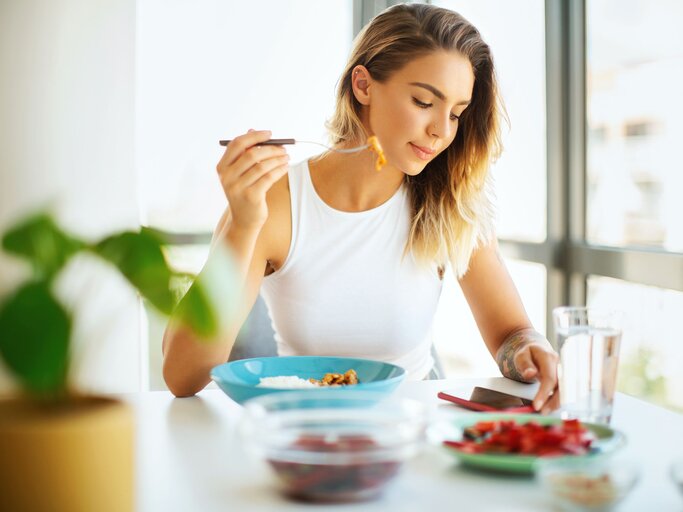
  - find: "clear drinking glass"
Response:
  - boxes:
[552,307,623,424]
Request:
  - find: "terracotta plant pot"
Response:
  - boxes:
[0,395,134,512]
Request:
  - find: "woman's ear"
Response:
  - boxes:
[351,65,371,105]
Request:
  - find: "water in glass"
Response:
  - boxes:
[556,325,622,424]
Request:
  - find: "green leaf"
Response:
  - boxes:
[174,244,240,340]
[2,213,84,280]
[175,279,219,338]
[168,271,220,337]
[92,229,176,315]
[169,272,198,303]
[0,281,71,397]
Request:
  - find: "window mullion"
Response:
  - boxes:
[567,0,587,306]
[545,0,572,334]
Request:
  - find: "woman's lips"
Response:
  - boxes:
[409,142,435,161]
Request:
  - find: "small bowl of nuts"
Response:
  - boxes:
[238,391,428,502]
[535,454,639,511]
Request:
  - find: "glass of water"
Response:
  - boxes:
[552,307,623,424]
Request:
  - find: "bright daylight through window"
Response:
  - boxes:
[586,0,683,412]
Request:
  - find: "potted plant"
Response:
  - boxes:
[0,212,231,512]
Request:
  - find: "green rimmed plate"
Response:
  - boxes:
[441,413,625,474]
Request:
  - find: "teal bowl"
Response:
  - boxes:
[210,356,405,405]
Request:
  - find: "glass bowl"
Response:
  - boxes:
[535,455,639,511]
[238,390,428,502]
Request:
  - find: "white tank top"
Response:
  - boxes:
[259,159,443,380]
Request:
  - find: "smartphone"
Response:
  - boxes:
[438,386,535,413]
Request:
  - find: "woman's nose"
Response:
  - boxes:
[429,115,453,140]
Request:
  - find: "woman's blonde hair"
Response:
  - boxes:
[327,4,504,278]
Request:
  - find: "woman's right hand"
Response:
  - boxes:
[216,129,290,232]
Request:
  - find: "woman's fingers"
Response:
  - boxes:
[541,390,561,415]
[528,345,559,411]
[237,153,290,189]
[219,145,288,187]
[512,344,559,411]
[250,161,290,196]
[213,128,292,231]
[513,348,538,382]
[219,129,272,166]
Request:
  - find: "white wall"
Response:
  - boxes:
[0,0,142,393]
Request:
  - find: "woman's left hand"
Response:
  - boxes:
[514,341,560,414]
[495,329,560,414]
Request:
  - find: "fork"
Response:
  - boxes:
[218,138,370,154]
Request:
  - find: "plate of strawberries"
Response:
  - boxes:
[441,414,625,474]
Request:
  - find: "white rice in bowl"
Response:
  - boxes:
[257,376,319,389]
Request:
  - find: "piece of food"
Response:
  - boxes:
[258,370,358,388]
[443,419,595,456]
[257,376,318,388]
[309,369,359,387]
[366,135,386,171]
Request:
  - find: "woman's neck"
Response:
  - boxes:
[308,149,404,212]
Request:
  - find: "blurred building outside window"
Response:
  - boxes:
[586,0,683,251]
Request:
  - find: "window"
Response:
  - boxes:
[433,0,547,243]
[586,0,683,252]
[580,0,683,412]
[434,0,683,407]
[434,258,546,378]
[587,276,683,412]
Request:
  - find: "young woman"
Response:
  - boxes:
[162,4,560,412]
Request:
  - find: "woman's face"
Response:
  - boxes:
[358,50,474,176]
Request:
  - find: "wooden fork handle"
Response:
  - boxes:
[219,138,296,147]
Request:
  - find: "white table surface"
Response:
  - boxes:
[126,377,683,511]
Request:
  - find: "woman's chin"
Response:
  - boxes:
[399,161,428,177]
[382,152,428,176]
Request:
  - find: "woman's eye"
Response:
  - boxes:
[412,98,432,108]
[413,97,459,122]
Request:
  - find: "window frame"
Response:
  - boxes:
[500,0,683,342]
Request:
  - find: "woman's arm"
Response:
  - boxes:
[456,240,560,413]
[162,130,290,397]
[161,210,269,397]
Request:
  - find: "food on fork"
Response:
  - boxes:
[366,136,386,171]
